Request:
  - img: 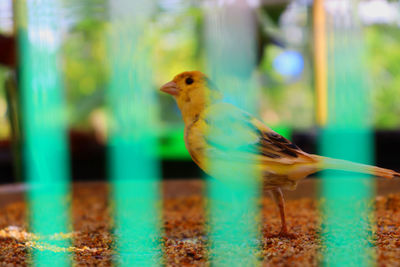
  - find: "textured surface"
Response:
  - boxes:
[0,180,399,266]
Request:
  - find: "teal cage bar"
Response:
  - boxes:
[319,0,374,266]
[205,1,261,266]
[107,0,162,266]
[17,0,71,265]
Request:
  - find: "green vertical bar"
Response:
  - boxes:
[17,0,71,266]
[205,2,260,266]
[320,1,374,266]
[108,1,161,266]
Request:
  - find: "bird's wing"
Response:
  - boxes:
[202,102,317,167]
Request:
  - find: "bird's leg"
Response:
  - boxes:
[270,188,296,238]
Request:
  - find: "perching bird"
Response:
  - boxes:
[160,70,400,237]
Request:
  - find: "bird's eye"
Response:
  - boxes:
[185,77,194,85]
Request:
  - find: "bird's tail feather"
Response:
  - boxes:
[313,155,400,179]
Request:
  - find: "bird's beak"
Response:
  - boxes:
[160,81,179,96]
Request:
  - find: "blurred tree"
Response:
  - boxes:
[366,25,400,129]
[63,20,108,128]
[62,0,108,129]
[257,3,314,130]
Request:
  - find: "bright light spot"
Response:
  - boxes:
[325,0,351,15]
[358,0,399,25]
[273,50,304,78]
[28,27,60,51]
[203,0,259,8]
[0,0,13,33]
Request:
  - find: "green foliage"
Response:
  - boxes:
[259,45,314,129]
[3,4,399,143]
[62,4,204,129]
[63,19,108,128]
[151,6,204,91]
[365,25,400,129]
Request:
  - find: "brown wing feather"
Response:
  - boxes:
[249,118,317,164]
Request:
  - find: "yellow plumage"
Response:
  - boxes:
[160,70,400,237]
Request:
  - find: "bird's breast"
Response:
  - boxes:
[184,116,207,171]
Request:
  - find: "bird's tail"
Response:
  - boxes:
[313,155,400,179]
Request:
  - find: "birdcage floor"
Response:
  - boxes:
[0,179,399,266]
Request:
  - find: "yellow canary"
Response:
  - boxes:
[160,70,400,237]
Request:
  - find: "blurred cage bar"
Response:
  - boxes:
[315,0,374,265]
[205,1,260,265]
[16,0,71,265]
[107,0,161,265]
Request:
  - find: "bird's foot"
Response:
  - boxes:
[266,230,297,239]
[277,230,297,239]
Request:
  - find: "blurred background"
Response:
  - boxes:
[0,0,400,183]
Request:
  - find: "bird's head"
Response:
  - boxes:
[160,71,222,123]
